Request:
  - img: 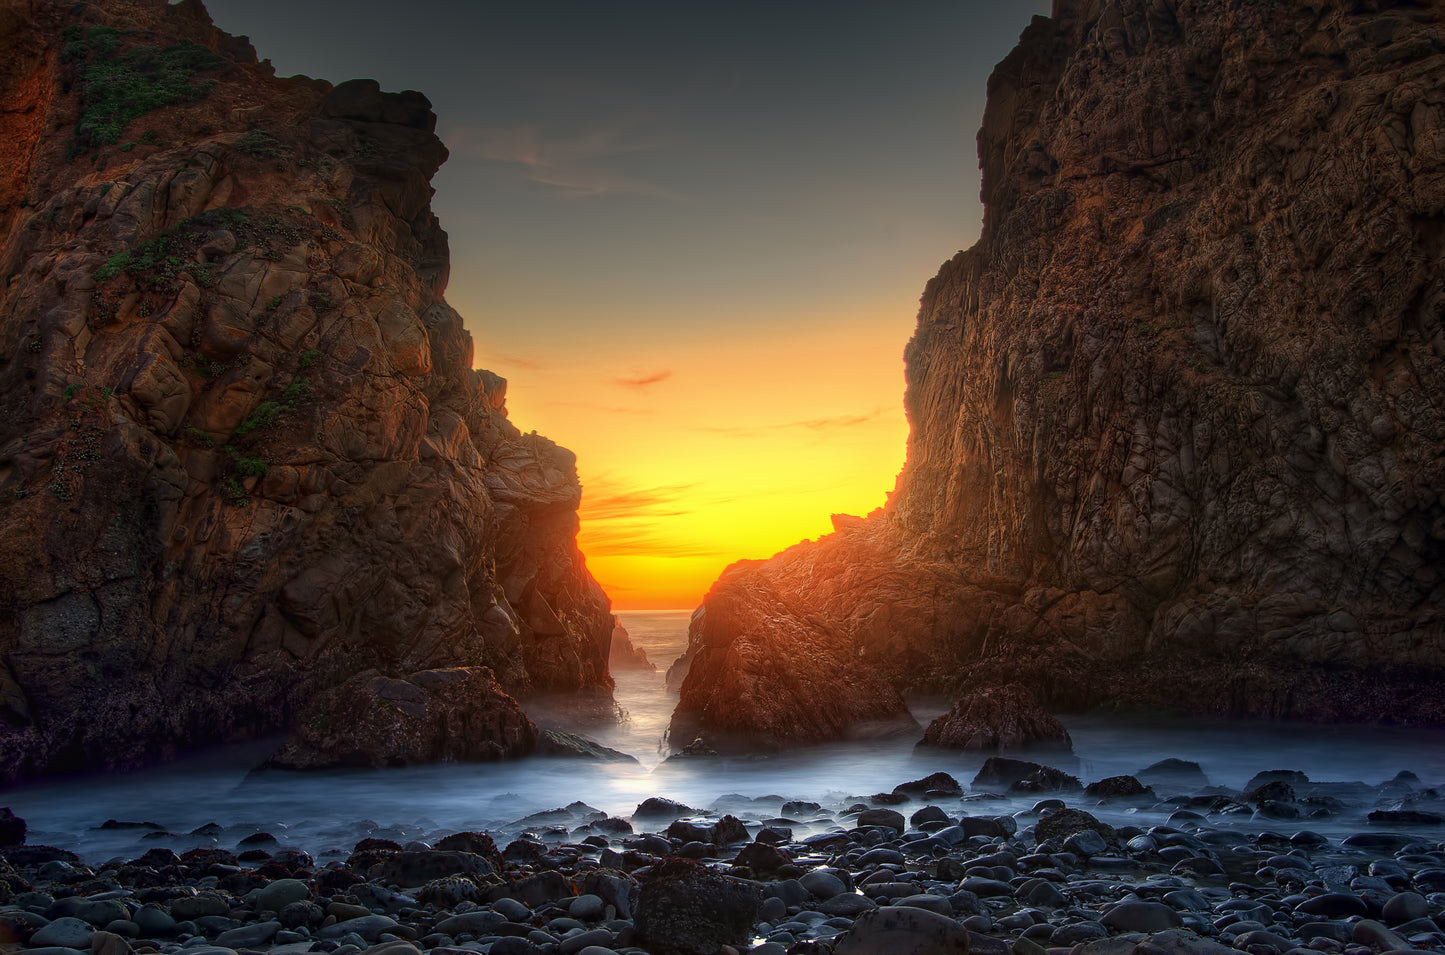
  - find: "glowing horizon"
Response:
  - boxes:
[201,0,1052,612]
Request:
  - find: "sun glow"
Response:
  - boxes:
[482,307,913,610]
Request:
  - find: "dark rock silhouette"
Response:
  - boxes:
[0,0,612,780]
[670,0,1445,751]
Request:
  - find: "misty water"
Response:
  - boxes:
[4,610,1445,864]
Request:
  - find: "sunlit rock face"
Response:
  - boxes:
[671,0,1445,749]
[0,0,612,780]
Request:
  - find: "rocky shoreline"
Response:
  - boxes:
[1,758,1442,955]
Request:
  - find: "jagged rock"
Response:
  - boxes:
[973,757,1079,793]
[633,857,761,955]
[535,729,639,763]
[1083,775,1154,800]
[919,684,1072,753]
[609,616,655,671]
[668,0,1445,748]
[0,809,25,846]
[263,667,536,769]
[893,772,964,797]
[1034,808,1118,847]
[0,0,614,781]
[1137,759,1209,791]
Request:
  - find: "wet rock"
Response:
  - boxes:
[1137,760,1209,791]
[1084,775,1154,799]
[371,849,494,888]
[30,918,94,949]
[1034,807,1117,845]
[266,668,538,770]
[0,808,25,846]
[919,684,1073,753]
[894,772,964,796]
[833,904,971,954]
[1101,901,1183,933]
[536,730,640,763]
[632,857,761,955]
[856,809,906,832]
[632,798,695,820]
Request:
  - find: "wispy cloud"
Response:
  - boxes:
[444,121,677,199]
[578,479,728,559]
[615,370,672,391]
[582,484,695,521]
[699,408,886,436]
[489,353,546,371]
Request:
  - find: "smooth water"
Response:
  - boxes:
[3,610,1444,864]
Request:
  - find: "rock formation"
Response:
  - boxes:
[608,616,655,671]
[0,0,613,780]
[918,683,1072,753]
[671,0,1445,750]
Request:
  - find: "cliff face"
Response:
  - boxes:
[671,0,1445,749]
[0,0,613,779]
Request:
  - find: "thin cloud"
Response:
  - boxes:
[699,408,885,436]
[582,484,695,521]
[489,353,546,371]
[614,370,672,391]
[444,121,677,199]
[578,479,732,559]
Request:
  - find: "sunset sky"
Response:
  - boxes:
[205,1,1052,609]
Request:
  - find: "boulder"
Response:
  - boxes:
[834,905,971,955]
[265,667,537,769]
[918,684,1072,753]
[632,857,761,955]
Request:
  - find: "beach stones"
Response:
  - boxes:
[834,905,971,954]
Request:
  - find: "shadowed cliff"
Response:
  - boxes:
[0,0,614,778]
[670,0,1445,752]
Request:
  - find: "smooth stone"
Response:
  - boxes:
[1383,891,1431,925]
[833,904,970,955]
[1231,930,1295,953]
[574,947,622,955]
[1296,893,1368,918]
[170,895,231,921]
[1064,830,1109,856]
[434,912,507,936]
[1352,919,1410,951]
[492,898,532,922]
[1102,901,1184,933]
[30,917,95,949]
[855,809,906,832]
[214,920,281,948]
[90,931,131,955]
[894,894,952,916]
[817,893,878,917]
[558,929,613,954]
[255,879,311,912]
[1051,922,1109,945]
[319,916,405,942]
[567,894,605,922]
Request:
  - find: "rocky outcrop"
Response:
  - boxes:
[671,0,1445,750]
[0,0,613,779]
[918,683,1072,753]
[609,616,655,671]
[264,667,536,770]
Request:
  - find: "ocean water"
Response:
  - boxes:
[2,609,1443,864]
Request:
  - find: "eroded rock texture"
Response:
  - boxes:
[672,0,1445,750]
[0,0,612,779]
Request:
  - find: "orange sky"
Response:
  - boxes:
[201,0,1050,611]
[481,303,918,610]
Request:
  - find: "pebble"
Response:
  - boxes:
[0,765,1441,955]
